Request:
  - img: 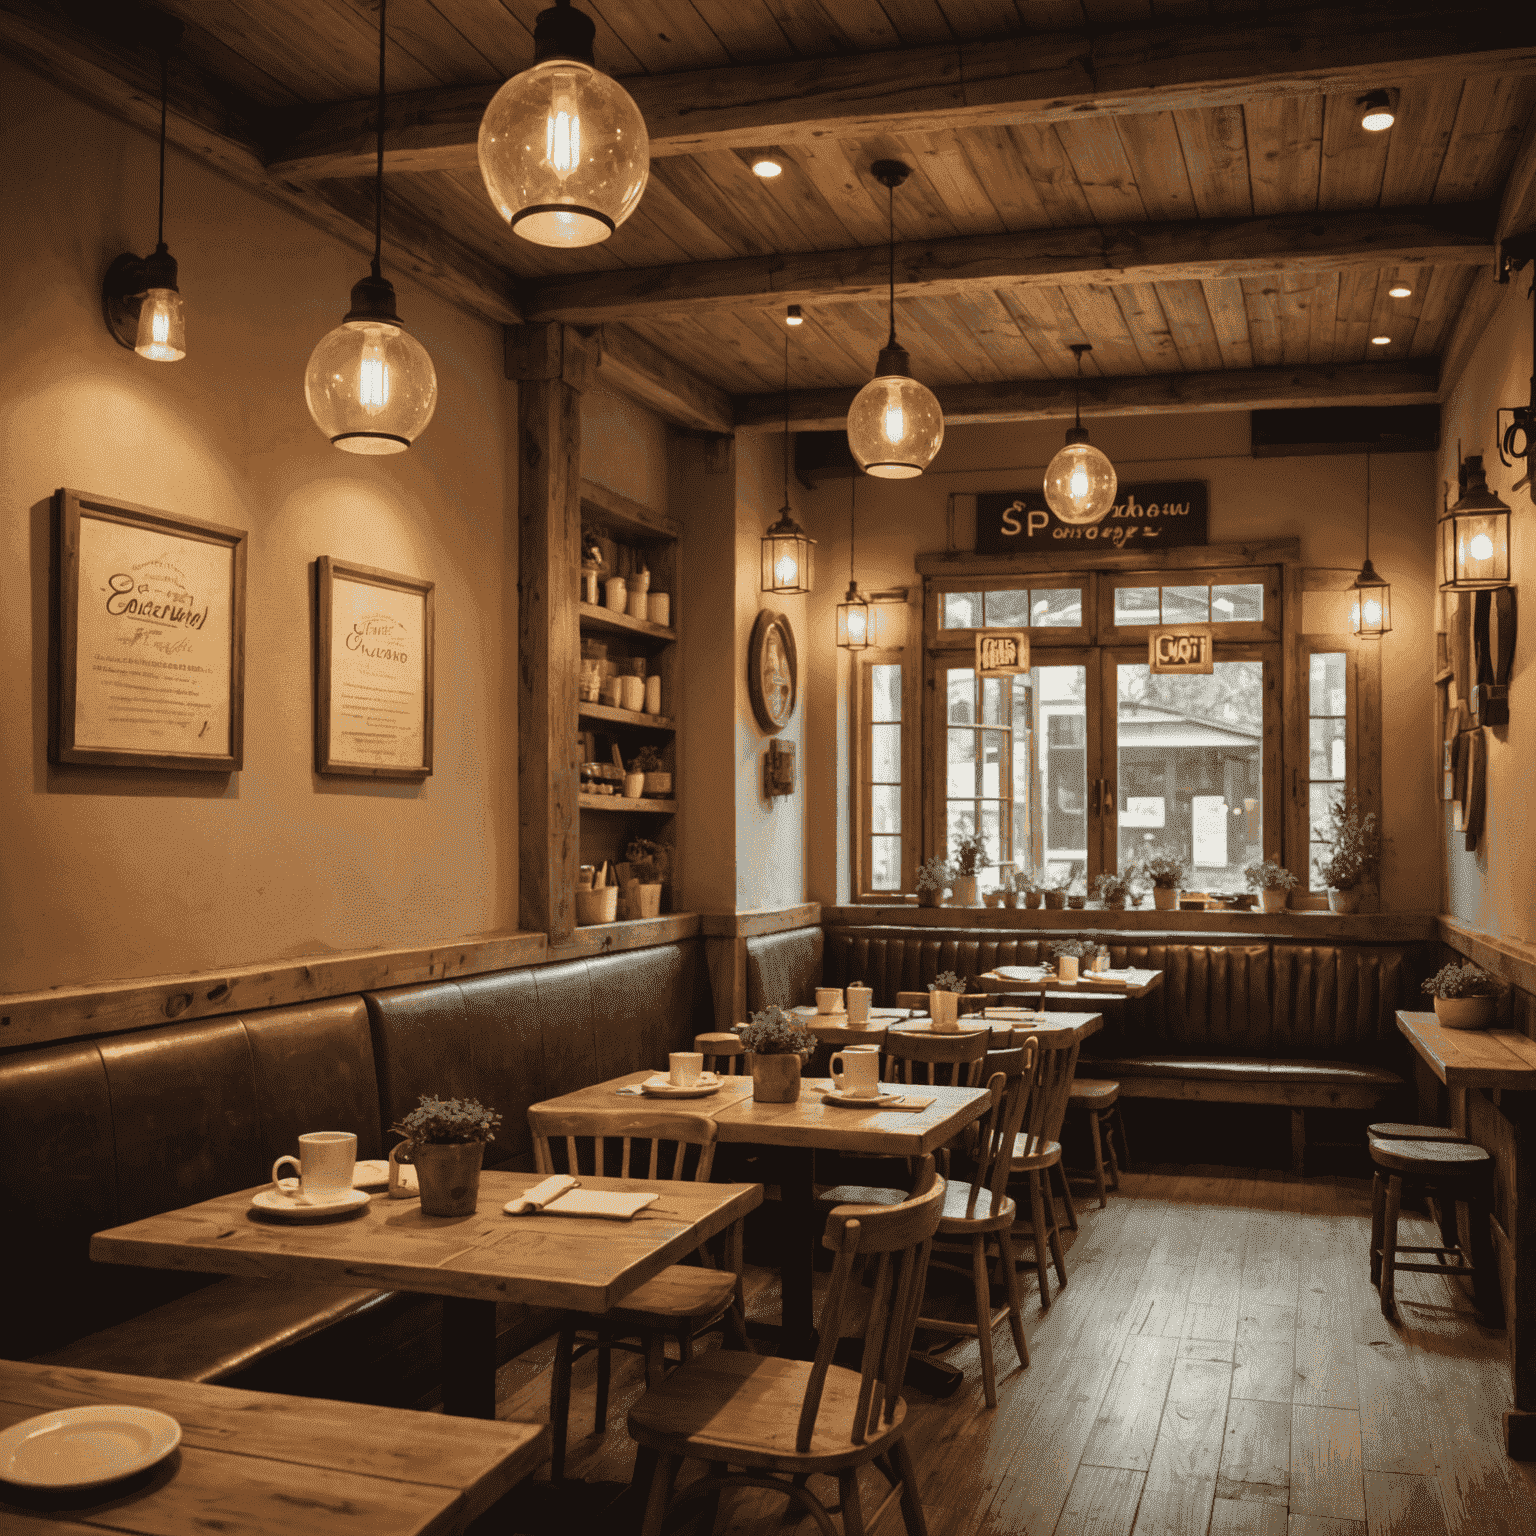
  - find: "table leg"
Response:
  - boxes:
[778,1146,818,1358]
[442,1297,498,1419]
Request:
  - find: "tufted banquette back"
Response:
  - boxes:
[744,927,825,1016]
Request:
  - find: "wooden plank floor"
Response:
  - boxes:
[480,1166,1536,1535]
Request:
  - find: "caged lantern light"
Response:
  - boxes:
[1043,344,1118,525]
[1351,453,1393,637]
[304,0,437,454]
[1441,454,1511,590]
[845,161,944,479]
[836,476,870,651]
[478,0,649,248]
[761,317,814,595]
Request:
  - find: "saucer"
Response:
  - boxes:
[640,1073,722,1099]
[0,1405,181,1489]
[251,1187,370,1219]
[821,1087,903,1107]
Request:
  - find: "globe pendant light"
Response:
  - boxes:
[762,321,814,595]
[102,41,186,362]
[1044,344,1118,525]
[1441,453,1512,590]
[1351,453,1393,637]
[836,475,870,651]
[478,0,649,248]
[846,161,944,479]
[304,0,437,455]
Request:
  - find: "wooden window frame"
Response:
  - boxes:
[926,572,1095,650]
[850,644,919,901]
[1096,565,1282,645]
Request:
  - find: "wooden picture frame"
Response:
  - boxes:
[51,487,246,771]
[748,609,797,734]
[316,557,434,779]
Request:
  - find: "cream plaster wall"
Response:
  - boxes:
[798,411,1438,910]
[581,384,669,512]
[1438,278,1536,944]
[0,57,518,993]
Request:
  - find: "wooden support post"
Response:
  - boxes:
[509,323,597,944]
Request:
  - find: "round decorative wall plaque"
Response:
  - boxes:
[748,609,798,734]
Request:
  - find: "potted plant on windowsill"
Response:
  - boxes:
[1041,883,1067,910]
[1137,849,1188,912]
[1092,871,1133,910]
[1316,797,1380,915]
[949,832,986,907]
[1244,858,1298,914]
[928,970,970,1032]
[389,1096,503,1217]
[739,1007,818,1102]
[1051,939,1095,982]
[1422,962,1502,1031]
[915,854,949,909]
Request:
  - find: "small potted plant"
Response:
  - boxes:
[1051,939,1095,982]
[389,1096,503,1217]
[949,833,986,907]
[1000,868,1021,909]
[621,838,669,919]
[740,1007,818,1102]
[1422,962,1502,1031]
[1091,943,1112,974]
[1244,858,1298,914]
[1316,797,1380,914]
[1092,871,1133,910]
[1066,878,1087,911]
[915,854,949,908]
[1137,849,1188,911]
[633,745,671,799]
[1023,881,1043,909]
[928,970,969,1032]
[1042,883,1068,911]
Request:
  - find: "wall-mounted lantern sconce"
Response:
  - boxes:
[1441,454,1512,590]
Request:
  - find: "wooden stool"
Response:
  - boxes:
[1369,1136,1502,1323]
[1068,1078,1128,1209]
[1366,1124,1467,1261]
[694,1033,748,1076]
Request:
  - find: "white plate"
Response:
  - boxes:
[820,1087,904,1108]
[0,1405,181,1489]
[250,1187,370,1219]
[640,1073,722,1099]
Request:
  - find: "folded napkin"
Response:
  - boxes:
[810,1080,936,1113]
[504,1175,578,1214]
[534,1189,659,1220]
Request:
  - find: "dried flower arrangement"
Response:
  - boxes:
[1244,859,1299,892]
[1092,871,1134,905]
[739,1006,818,1057]
[1315,798,1380,891]
[1136,849,1189,890]
[915,854,950,892]
[951,831,987,877]
[1422,962,1501,1000]
[390,1096,502,1146]
[1051,939,1096,961]
[929,970,969,994]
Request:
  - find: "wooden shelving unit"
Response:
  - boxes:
[578,794,679,814]
[579,701,675,732]
[579,603,676,644]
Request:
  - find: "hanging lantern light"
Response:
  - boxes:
[1441,453,1512,590]
[762,314,815,594]
[846,161,944,479]
[102,39,186,362]
[478,0,649,248]
[1044,344,1118,525]
[1351,453,1393,637]
[304,0,437,454]
[836,476,870,651]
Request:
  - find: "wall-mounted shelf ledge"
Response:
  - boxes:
[579,603,675,642]
[578,702,675,731]
[579,794,678,813]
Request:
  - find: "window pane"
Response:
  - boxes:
[871,722,901,783]
[1116,661,1264,886]
[871,836,901,890]
[942,592,982,629]
[1031,588,1082,627]
[1309,842,1332,891]
[1161,585,1210,623]
[871,785,902,835]
[1309,652,1346,718]
[980,676,1004,726]
[1029,666,1088,881]
[1310,781,1342,841]
[1114,586,1161,626]
[1212,583,1265,623]
[947,670,975,724]
[871,663,902,723]
[947,728,977,797]
[981,730,1005,799]
[1309,718,1346,781]
[979,803,1002,886]
[983,588,1030,627]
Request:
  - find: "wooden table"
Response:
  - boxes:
[979,965,1163,1000]
[1397,1010,1536,1457]
[90,1170,760,1422]
[0,1360,545,1535]
[890,1010,1104,1046]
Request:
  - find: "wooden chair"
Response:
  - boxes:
[882,1028,991,1089]
[527,1108,749,1482]
[627,1160,946,1536]
[694,1032,749,1075]
[916,1042,1038,1407]
[1007,1031,1082,1307]
[1068,1077,1129,1208]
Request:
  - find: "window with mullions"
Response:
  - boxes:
[1307,650,1349,889]
[941,587,1084,630]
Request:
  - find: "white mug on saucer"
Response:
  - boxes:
[670,1051,703,1087]
[816,988,844,1014]
[272,1131,356,1201]
[830,1047,881,1098]
[846,985,872,1026]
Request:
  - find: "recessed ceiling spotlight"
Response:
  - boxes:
[1359,90,1395,132]
[1387,284,1412,298]
[1371,335,1392,346]
[785,304,803,326]
[752,156,783,178]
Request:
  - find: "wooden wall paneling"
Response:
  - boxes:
[1434,75,1536,206]
[1244,95,1324,216]
[1172,104,1253,218]
[1112,111,1199,220]
[1379,76,1466,205]
[1052,116,1152,224]
[1241,275,1284,367]
[1317,91,1393,212]
[1201,278,1256,369]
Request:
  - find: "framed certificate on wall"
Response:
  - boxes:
[51,487,246,771]
[316,556,434,779]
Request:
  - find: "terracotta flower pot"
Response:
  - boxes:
[1002,892,1020,909]
[1259,888,1289,913]
[751,1053,803,1103]
[1024,891,1042,909]
[1152,887,1178,911]
[411,1142,484,1217]
[917,888,941,908]
[1434,995,1496,1030]
[1327,887,1363,914]
[1043,890,1067,910]
[950,875,979,907]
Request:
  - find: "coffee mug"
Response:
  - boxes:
[816,988,844,1014]
[846,985,872,1026]
[604,576,627,612]
[272,1131,356,1201]
[670,1051,703,1087]
[830,1047,881,1098]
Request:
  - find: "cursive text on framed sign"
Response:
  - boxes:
[976,481,1208,555]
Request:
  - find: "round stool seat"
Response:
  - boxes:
[1069,1078,1120,1109]
[1368,1122,1466,1143]
[694,1032,745,1051]
[1369,1137,1491,1176]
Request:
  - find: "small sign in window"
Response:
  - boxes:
[1148,624,1214,674]
[976,630,1029,677]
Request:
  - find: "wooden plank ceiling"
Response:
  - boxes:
[7,0,1536,430]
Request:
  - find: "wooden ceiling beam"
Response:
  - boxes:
[264,3,1536,181]
[586,325,733,435]
[525,204,1495,324]
[732,362,1441,432]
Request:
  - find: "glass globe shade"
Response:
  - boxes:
[1044,437,1118,525]
[479,59,648,248]
[846,359,944,479]
[305,317,437,455]
[134,287,185,361]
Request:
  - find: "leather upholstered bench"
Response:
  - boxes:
[744,926,825,1015]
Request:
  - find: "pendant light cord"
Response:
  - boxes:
[1074,349,1083,432]
[1364,452,1372,561]
[782,327,790,507]
[849,474,857,581]
[156,49,168,249]
[886,180,896,349]
[373,0,386,280]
